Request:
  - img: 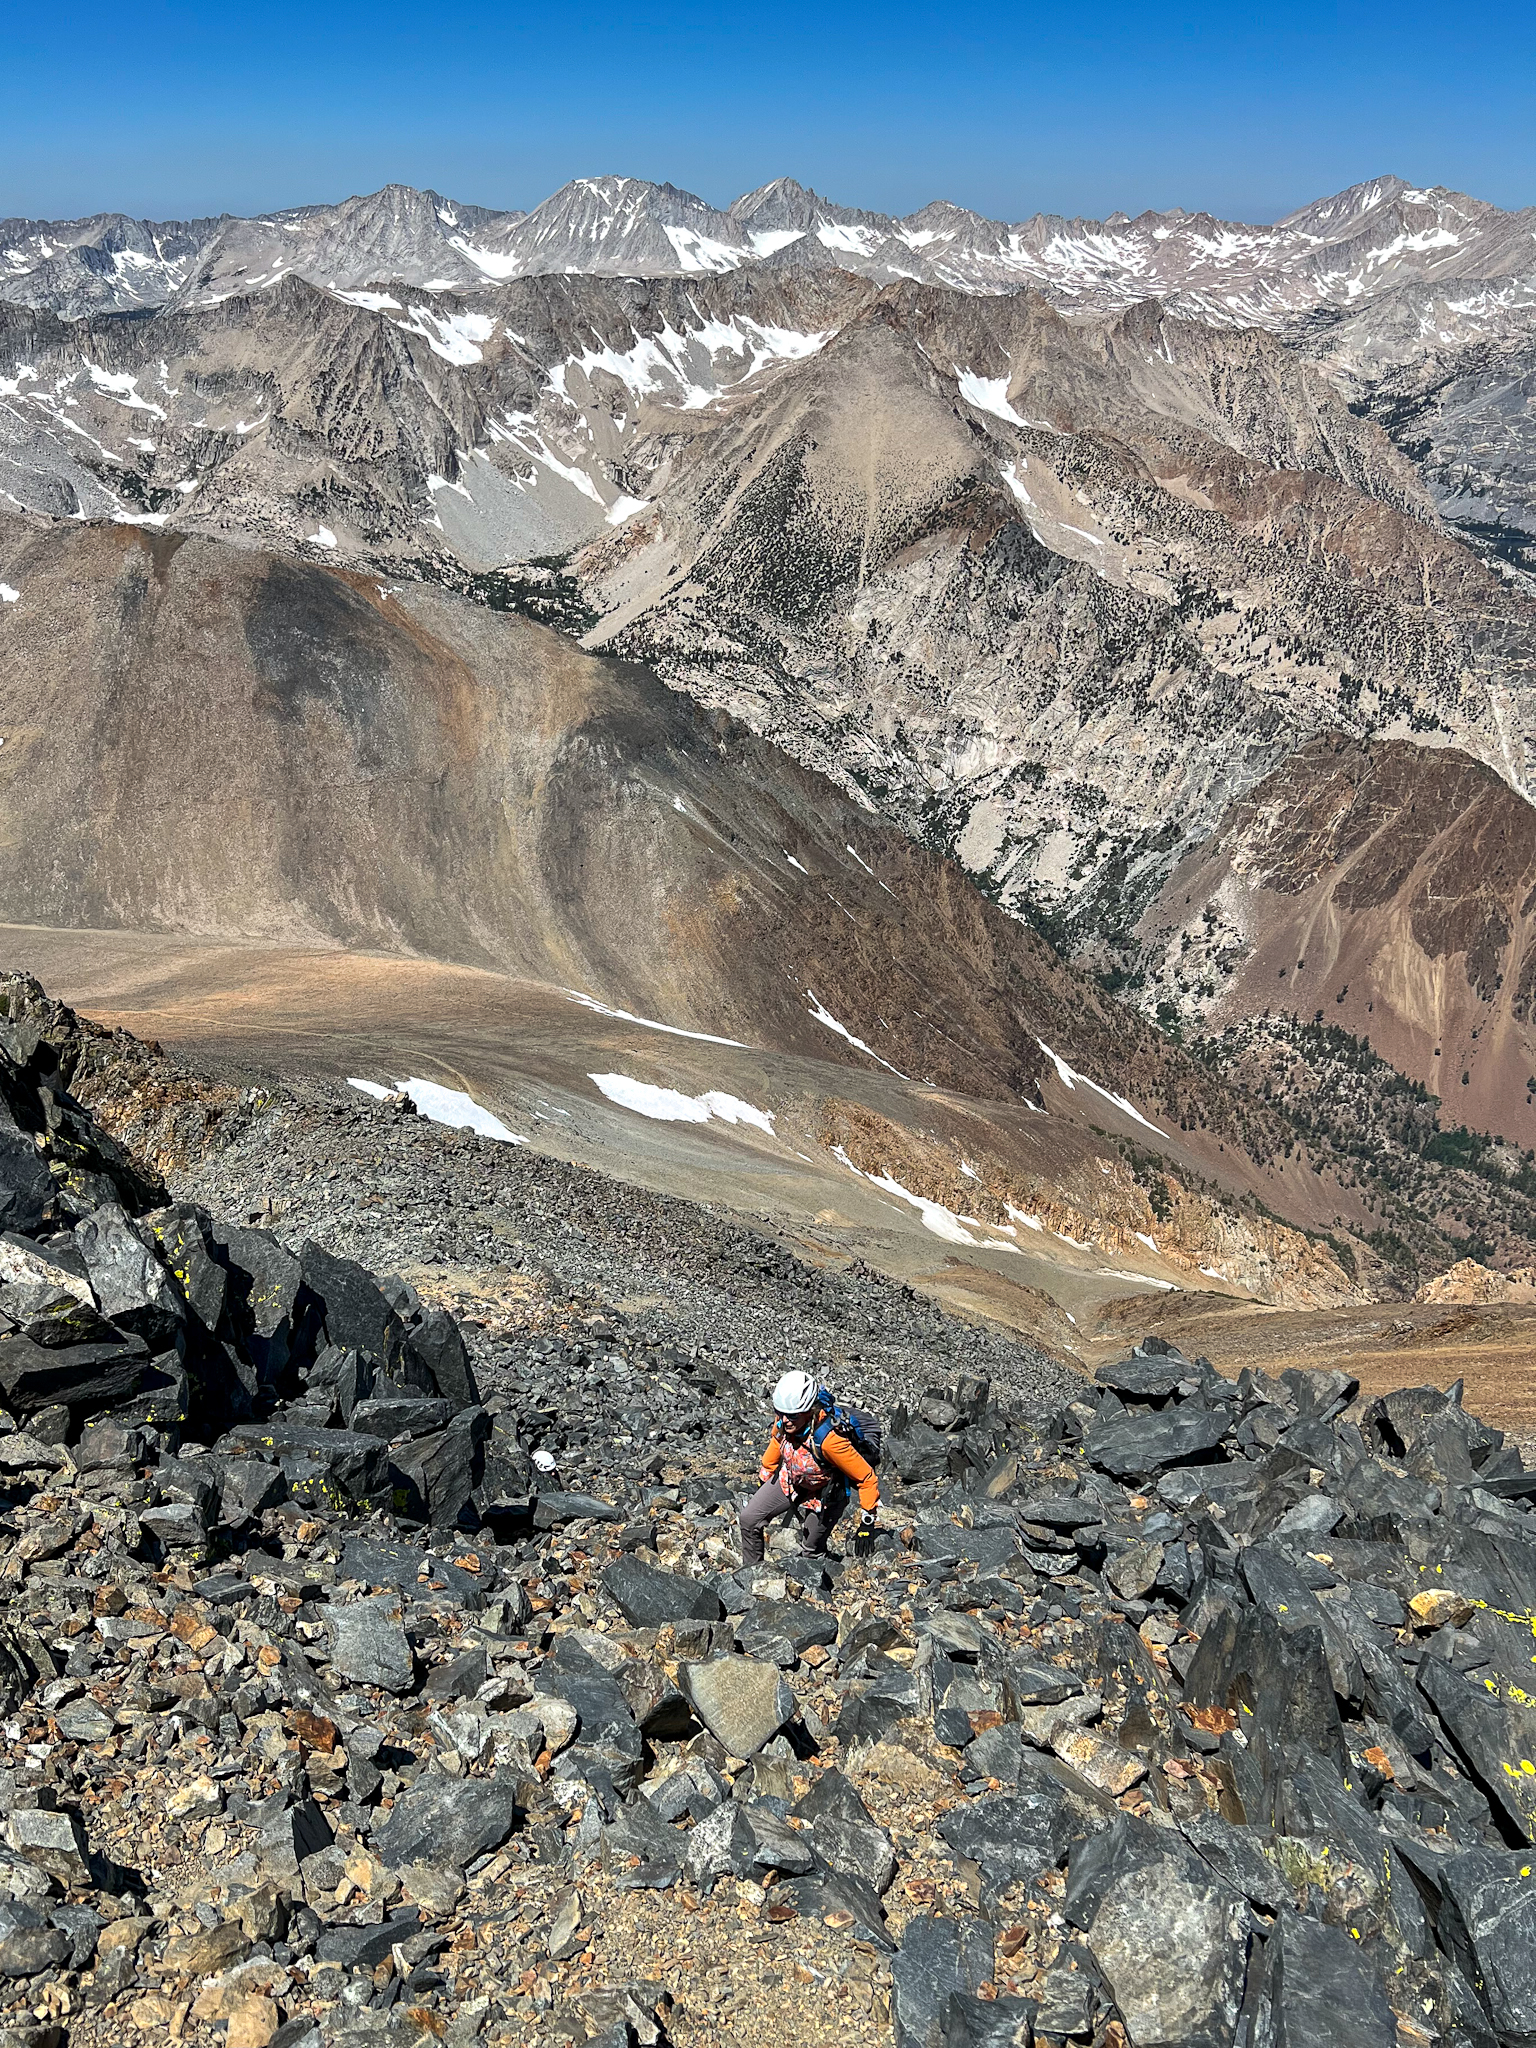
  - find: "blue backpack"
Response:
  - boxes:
[811,1389,883,1469]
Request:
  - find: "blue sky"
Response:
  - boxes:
[4,0,1533,225]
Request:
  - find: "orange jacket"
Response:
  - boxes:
[761,1414,878,1512]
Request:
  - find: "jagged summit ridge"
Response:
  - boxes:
[6,169,1533,320]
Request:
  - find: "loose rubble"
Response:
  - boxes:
[7,978,1536,2048]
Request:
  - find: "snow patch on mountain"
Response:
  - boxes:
[805,991,908,1078]
[957,370,1026,426]
[548,317,832,417]
[831,1145,1021,1252]
[85,365,165,418]
[348,1075,525,1142]
[663,224,748,273]
[564,990,748,1047]
[590,1072,775,1132]
[1036,1040,1164,1136]
[400,306,495,365]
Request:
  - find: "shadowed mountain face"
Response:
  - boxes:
[0,514,1253,1130]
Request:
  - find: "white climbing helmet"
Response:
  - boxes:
[771,1369,817,1419]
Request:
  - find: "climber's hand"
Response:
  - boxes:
[852,1513,878,1558]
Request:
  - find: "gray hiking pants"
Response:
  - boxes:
[739,1477,848,1564]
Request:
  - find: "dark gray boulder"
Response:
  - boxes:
[75,1201,186,1349]
[350,1395,453,1440]
[403,1307,480,1412]
[1085,1403,1233,1479]
[1438,1847,1536,2046]
[0,1126,52,1236]
[1420,1657,1536,1842]
[940,1996,1039,2048]
[371,1771,521,1872]
[146,1205,228,1335]
[1267,1913,1397,2047]
[298,1238,402,1368]
[316,1915,422,1970]
[1095,1350,1191,1401]
[210,1221,307,1383]
[0,1329,149,1419]
[602,1797,683,1890]
[390,1407,489,1526]
[533,1490,624,1527]
[221,1420,391,1511]
[324,1593,415,1693]
[892,1912,995,2048]
[793,1768,896,1893]
[336,1534,485,1607]
[938,1781,1071,1893]
[601,1554,725,1628]
[1075,1821,1245,2048]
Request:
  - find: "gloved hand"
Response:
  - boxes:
[852,1513,878,1558]
[758,1467,774,1487]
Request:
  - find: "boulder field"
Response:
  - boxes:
[3,978,1536,2048]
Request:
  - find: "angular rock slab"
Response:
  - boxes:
[892,1912,995,2048]
[1268,1913,1396,2048]
[0,1126,52,1236]
[938,1782,1071,1893]
[0,1330,149,1419]
[1439,1846,1536,2045]
[324,1594,415,1694]
[679,1656,795,1757]
[601,1554,725,1628]
[5,1808,90,1887]
[1086,1853,1245,2048]
[1420,1656,1536,1842]
[1085,1404,1232,1480]
[793,1767,897,1894]
[371,1770,520,1873]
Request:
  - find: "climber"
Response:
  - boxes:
[739,1369,882,1564]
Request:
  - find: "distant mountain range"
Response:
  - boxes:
[4,166,1536,1284]
[5,171,1534,322]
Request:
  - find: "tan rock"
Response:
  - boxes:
[191,1959,293,2020]
[342,1847,400,1902]
[1020,1694,1101,1748]
[129,1992,188,2032]
[98,1915,156,1955]
[401,1861,464,1915]
[851,1737,951,1794]
[1409,1589,1476,1630]
[233,1882,289,1944]
[226,1993,280,2048]
[162,1917,251,1977]
[1052,1729,1148,1797]
[1414,1260,1536,1306]
[165,1773,222,1821]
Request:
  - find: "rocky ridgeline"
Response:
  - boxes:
[6,1000,1536,2048]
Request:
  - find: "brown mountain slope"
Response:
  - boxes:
[0,509,1274,1137]
[1138,733,1536,1139]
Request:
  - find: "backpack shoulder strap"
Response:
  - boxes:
[812,1401,857,1460]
